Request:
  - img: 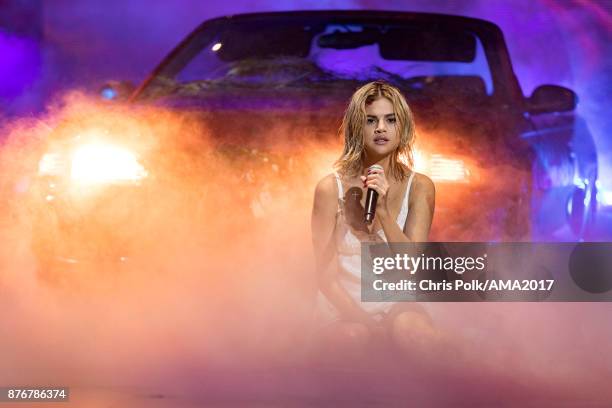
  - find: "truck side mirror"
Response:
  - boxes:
[527,85,576,114]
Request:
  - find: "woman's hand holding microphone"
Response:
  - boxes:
[360,164,390,222]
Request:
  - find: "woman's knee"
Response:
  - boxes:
[389,310,439,350]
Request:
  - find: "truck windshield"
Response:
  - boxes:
[143,18,494,98]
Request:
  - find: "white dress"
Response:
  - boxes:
[315,170,416,326]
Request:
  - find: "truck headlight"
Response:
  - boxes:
[38,142,148,185]
[413,149,471,183]
[70,143,148,184]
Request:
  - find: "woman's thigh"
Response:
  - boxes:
[385,303,432,326]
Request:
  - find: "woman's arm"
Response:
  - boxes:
[401,173,435,241]
[311,175,380,326]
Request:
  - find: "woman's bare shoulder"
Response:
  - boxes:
[410,172,435,199]
[314,173,339,201]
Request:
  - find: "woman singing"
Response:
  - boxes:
[311,80,439,359]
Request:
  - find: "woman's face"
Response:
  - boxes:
[363,97,399,159]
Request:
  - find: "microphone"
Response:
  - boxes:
[364,164,383,224]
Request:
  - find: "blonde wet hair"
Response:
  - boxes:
[334,80,416,180]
